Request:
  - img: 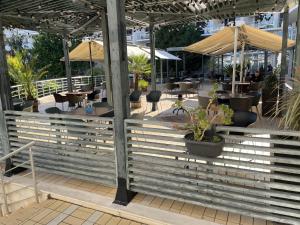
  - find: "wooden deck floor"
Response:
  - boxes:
[0,199,144,225]
[6,171,279,225]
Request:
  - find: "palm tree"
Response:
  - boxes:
[7,51,48,100]
[128,54,151,91]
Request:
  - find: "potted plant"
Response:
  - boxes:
[138,79,149,92]
[174,83,234,158]
[7,51,48,112]
[262,67,279,117]
[128,54,151,108]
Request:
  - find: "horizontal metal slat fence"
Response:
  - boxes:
[4,110,116,187]
[125,119,300,225]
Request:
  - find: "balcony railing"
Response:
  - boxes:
[11,75,105,99]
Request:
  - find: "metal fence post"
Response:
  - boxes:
[0,111,12,174]
[41,82,45,97]
[29,147,39,203]
[17,86,21,99]
[0,173,9,215]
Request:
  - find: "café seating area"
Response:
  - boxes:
[17,77,266,129]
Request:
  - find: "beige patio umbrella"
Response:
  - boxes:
[185,24,295,55]
[184,24,296,94]
[67,40,104,62]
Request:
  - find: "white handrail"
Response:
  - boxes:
[0,141,38,215]
[0,141,35,162]
[10,75,105,99]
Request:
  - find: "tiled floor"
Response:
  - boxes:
[131,194,276,225]
[0,199,145,225]
[35,172,117,199]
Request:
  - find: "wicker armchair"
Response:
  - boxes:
[53,93,68,110]
[66,94,84,109]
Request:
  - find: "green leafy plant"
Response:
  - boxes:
[279,76,300,131]
[128,54,151,91]
[44,80,60,94]
[223,64,242,77]
[7,52,48,100]
[85,66,105,76]
[174,83,234,142]
[138,79,149,91]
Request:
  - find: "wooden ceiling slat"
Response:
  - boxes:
[0,0,287,35]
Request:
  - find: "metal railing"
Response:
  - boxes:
[125,119,300,225]
[4,111,116,187]
[0,141,37,216]
[11,75,105,99]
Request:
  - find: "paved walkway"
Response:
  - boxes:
[0,199,145,225]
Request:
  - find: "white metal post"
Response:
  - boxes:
[1,173,9,215]
[29,147,39,203]
[62,34,72,92]
[294,0,300,79]
[239,42,245,82]
[160,59,163,84]
[232,27,239,94]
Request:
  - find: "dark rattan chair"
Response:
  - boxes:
[66,94,84,109]
[87,89,101,101]
[53,93,68,110]
[248,91,262,119]
[230,97,257,127]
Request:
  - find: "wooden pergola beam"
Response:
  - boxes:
[279,5,289,113]
[106,0,133,205]
[294,0,300,80]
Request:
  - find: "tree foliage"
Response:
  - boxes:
[30,33,64,79]
[30,33,90,79]
[155,23,207,72]
[155,23,204,49]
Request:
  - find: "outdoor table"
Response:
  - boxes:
[67,91,93,96]
[65,105,113,116]
[198,91,253,105]
[234,82,251,93]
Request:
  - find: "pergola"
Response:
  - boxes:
[0,0,296,206]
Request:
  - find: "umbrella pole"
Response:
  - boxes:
[239,42,245,82]
[160,59,163,84]
[166,60,169,78]
[89,41,94,91]
[232,27,239,94]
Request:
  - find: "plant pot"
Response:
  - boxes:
[32,100,39,112]
[184,133,224,158]
[130,90,142,102]
[141,87,148,92]
[131,100,142,109]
